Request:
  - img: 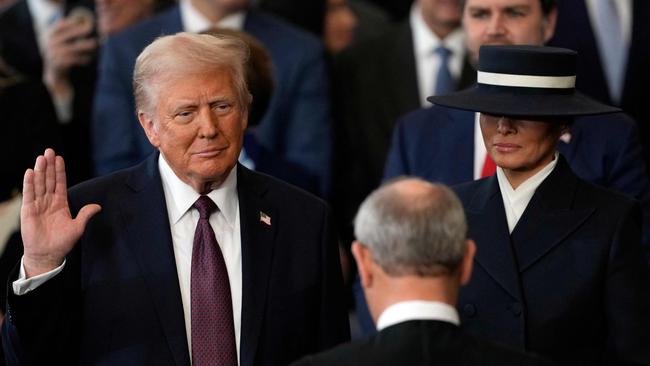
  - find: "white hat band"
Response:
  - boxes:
[477,71,576,89]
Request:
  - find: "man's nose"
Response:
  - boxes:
[197,108,219,138]
[486,14,506,36]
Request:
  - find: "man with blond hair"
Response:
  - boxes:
[2,32,349,366]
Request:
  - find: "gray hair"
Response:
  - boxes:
[354,178,468,277]
[133,32,252,115]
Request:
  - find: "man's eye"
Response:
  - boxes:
[213,103,232,113]
[173,111,194,123]
[469,10,489,19]
[505,9,526,17]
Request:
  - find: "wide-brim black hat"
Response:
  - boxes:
[427,45,620,117]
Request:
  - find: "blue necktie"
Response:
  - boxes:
[594,0,627,104]
[434,46,455,95]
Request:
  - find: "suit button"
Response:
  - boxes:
[463,304,476,317]
[510,302,522,316]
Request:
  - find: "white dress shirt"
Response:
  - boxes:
[180,0,245,33]
[410,3,465,108]
[585,0,632,49]
[473,113,488,180]
[496,152,559,233]
[376,300,460,331]
[13,155,244,364]
[159,155,242,363]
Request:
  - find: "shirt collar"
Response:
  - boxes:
[410,3,465,59]
[376,300,460,331]
[158,153,239,228]
[180,0,246,33]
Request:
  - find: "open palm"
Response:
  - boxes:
[21,149,101,277]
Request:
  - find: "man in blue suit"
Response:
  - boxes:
[548,0,650,168]
[3,33,349,366]
[93,0,332,195]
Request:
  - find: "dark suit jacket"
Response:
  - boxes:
[548,0,650,166]
[2,153,349,366]
[92,6,331,194]
[291,320,555,366]
[0,0,96,185]
[384,106,650,263]
[452,156,650,365]
[332,20,475,243]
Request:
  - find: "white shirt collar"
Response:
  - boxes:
[410,4,464,60]
[180,0,246,33]
[410,3,465,106]
[496,152,559,233]
[158,154,239,229]
[376,300,460,331]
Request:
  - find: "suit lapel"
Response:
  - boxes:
[465,176,523,301]
[237,165,277,366]
[457,57,476,90]
[510,157,594,272]
[120,154,190,366]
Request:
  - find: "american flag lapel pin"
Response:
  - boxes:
[260,211,271,226]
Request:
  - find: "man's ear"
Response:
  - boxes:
[138,110,160,148]
[459,239,476,286]
[541,7,558,43]
[351,241,374,289]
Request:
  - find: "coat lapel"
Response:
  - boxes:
[120,154,190,366]
[465,176,523,301]
[237,165,277,366]
[510,157,594,272]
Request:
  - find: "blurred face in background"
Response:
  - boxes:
[95,0,155,38]
[417,0,462,38]
[463,0,556,64]
[324,0,358,53]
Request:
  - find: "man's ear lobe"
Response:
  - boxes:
[459,239,476,286]
[352,241,373,288]
[138,111,160,147]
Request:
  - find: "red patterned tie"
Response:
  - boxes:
[481,154,497,178]
[191,196,237,366]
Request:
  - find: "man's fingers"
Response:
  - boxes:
[49,19,93,45]
[45,149,56,193]
[33,155,46,197]
[55,155,68,196]
[75,204,102,229]
[23,169,35,205]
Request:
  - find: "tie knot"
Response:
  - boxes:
[194,195,217,219]
[434,46,452,60]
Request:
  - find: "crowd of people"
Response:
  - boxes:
[1,0,650,365]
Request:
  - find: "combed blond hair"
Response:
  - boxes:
[133,32,252,115]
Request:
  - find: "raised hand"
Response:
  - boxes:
[21,149,101,278]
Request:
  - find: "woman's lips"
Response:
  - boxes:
[493,143,521,153]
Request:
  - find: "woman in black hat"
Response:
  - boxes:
[429,45,650,365]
